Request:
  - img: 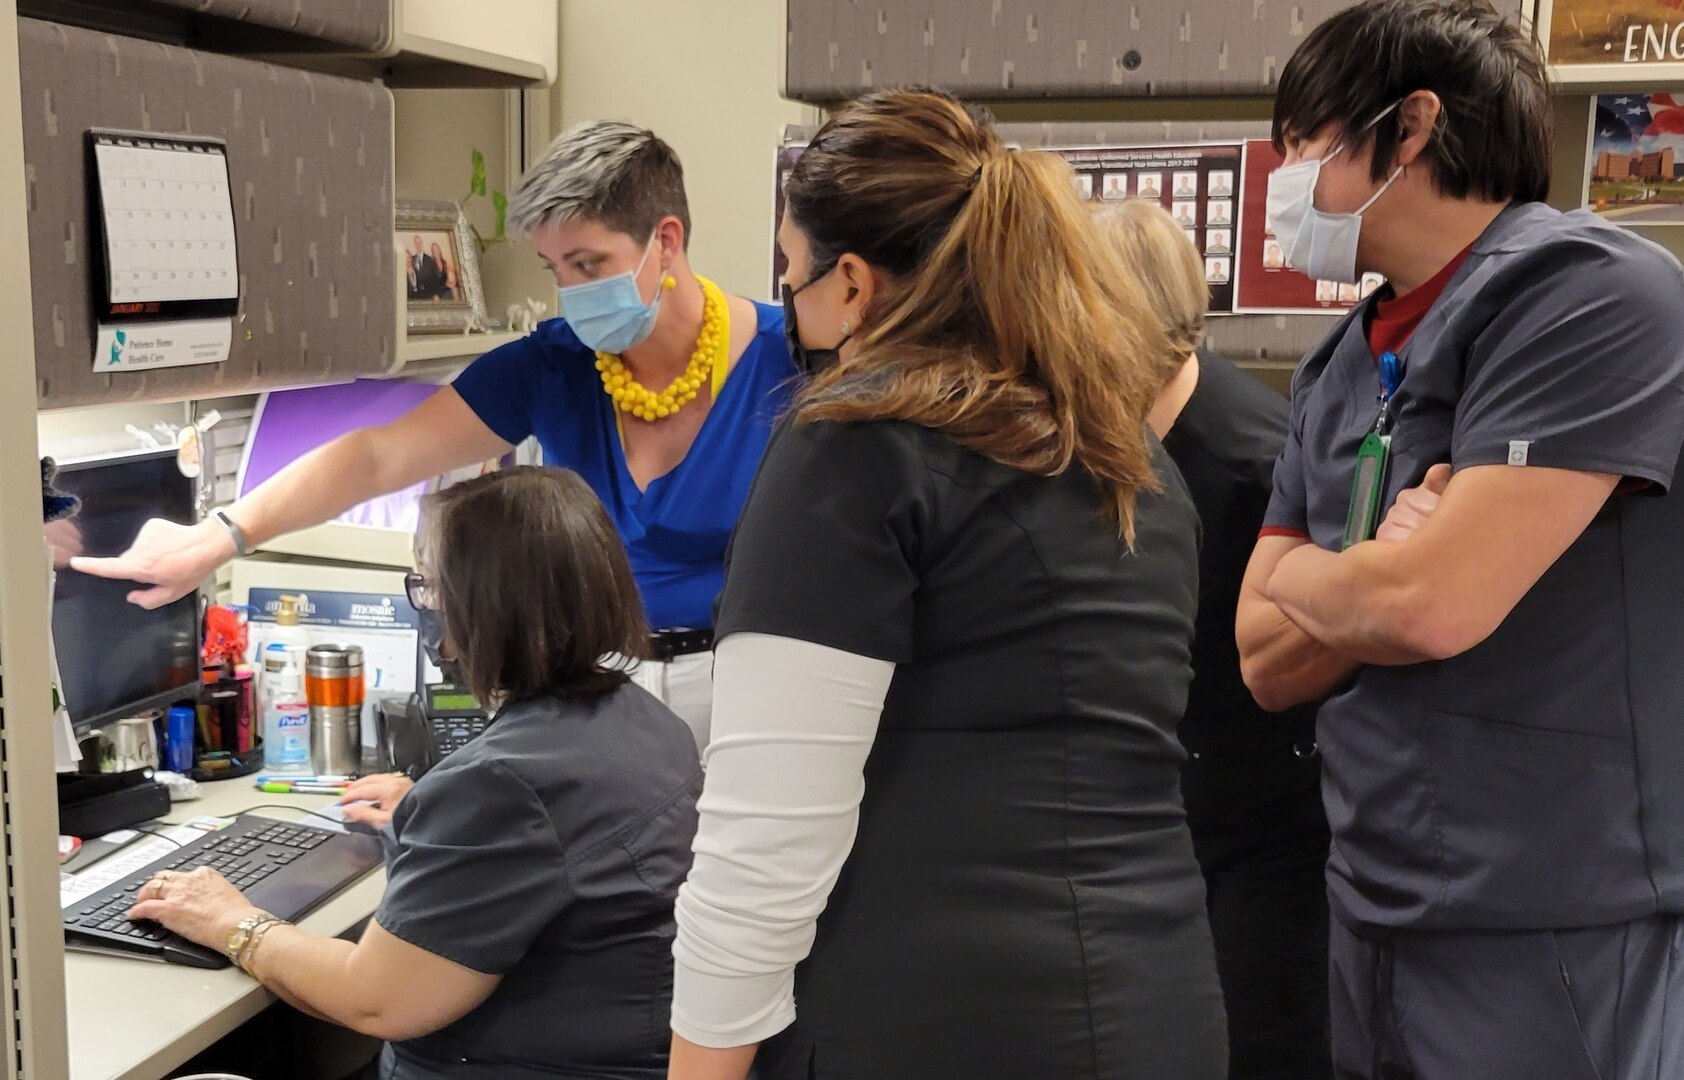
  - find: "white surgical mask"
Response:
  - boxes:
[1266,102,1405,285]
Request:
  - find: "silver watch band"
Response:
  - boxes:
[213,508,250,558]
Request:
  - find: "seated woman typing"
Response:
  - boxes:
[127,467,702,1080]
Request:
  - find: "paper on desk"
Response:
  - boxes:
[59,816,234,909]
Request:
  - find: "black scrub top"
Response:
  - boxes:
[1162,350,1321,824]
[718,416,1226,1080]
[374,686,701,1079]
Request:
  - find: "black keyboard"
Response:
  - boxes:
[63,815,383,968]
[431,715,487,759]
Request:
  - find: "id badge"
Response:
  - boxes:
[1341,431,1391,550]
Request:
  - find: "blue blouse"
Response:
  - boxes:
[452,302,796,630]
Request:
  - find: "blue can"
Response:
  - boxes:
[164,705,196,773]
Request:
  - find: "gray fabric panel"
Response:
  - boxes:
[148,0,390,51]
[21,18,395,408]
[786,0,1533,101]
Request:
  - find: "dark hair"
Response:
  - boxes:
[783,87,1171,543]
[419,467,648,706]
[1273,0,1552,203]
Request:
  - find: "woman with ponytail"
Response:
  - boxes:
[669,88,1226,1080]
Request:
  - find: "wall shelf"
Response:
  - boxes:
[383,31,547,88]
[254,521,414,568]
[396,330,523,367]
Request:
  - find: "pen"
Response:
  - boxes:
[258,781,348,795]
[254,774,356,785]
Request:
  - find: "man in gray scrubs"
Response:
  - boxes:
[1237,2,1684,1077]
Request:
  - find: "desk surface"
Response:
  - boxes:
[65,780,386,1080]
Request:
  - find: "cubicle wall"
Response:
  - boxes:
[785,0,1534,101]
[18,18,396,408]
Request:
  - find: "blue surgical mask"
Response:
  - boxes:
[557,235,663,354]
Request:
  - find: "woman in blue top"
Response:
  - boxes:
[77,121,798,748]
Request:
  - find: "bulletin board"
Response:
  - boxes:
[1058,142,1243,312]
[1057,139,1379,315]
[771,136,1379,316]
[1230,140,1384,314]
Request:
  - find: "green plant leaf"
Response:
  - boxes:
[491,190,508,240]
[470,149,487,197]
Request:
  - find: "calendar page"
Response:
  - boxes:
[88,131,239,321]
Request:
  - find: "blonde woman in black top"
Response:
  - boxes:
[1099,199,1332,1080]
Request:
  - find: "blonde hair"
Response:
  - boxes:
[783,88,1171,542]
[1091,200,1207,383]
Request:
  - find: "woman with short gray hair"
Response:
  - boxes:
[77,121,798,767]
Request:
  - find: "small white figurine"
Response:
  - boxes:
[506,296,549,335]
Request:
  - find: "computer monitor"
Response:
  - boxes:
[45,449,200,733]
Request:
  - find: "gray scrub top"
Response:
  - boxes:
[1263,201,1684,934]
[374,685,701,1078]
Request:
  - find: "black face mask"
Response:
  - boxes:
[782,263,852,375]
[418,607,465,687]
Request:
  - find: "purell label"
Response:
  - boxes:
[277,709,308,729]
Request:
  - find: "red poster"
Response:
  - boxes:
[1234,140,1382,314]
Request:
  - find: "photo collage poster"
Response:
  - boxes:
[773,139,1377,315]
[771,143,806,301]
[1058,142,1243,313]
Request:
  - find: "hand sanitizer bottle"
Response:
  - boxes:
[262,665,310,772]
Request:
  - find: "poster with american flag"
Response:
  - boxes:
[1584,93,1684,225]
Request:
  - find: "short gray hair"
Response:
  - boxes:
[507,120,691,246]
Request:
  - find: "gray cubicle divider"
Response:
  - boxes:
[785,0,1533,102]
[19,18,396,408]
[145,0,390,51]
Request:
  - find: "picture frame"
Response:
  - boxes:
[395,199,487,335]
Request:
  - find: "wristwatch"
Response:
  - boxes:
[225,912,276,963]
[213,508,250,557]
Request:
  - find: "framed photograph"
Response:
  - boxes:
[395,200,487,335]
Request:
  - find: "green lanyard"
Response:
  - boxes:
[1342,350,1403,550]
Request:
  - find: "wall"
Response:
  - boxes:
[554,0,821,301]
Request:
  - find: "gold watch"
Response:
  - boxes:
[225,913,276,964]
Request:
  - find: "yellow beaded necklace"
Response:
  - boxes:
[595,275,729,422]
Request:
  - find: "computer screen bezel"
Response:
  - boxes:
[52,447,203,735]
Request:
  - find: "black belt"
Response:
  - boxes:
[648,628,713,661]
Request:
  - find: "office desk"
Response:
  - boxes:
[65,780,386,1080]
